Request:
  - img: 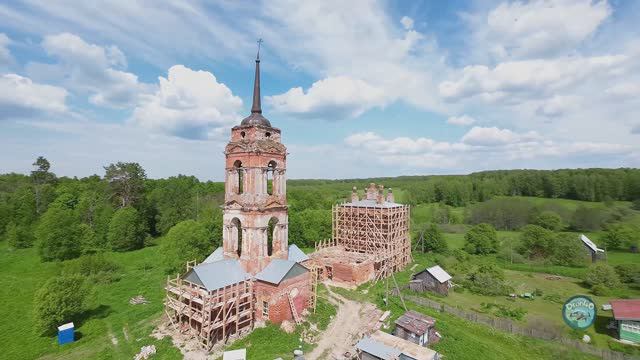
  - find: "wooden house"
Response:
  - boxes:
[393,311,439,347]
[610,299,640,344]
[410,265,452,296]
[580,234,605,263]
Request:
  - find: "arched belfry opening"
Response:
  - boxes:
[267,160,277,195]
[231,217,242,257]
[234,160,244,194]
[267,217,278,256]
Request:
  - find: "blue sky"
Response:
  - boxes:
[1,0,639,180]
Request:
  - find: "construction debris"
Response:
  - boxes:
[129,295,149,305]
[281,320,296,334]
[133,345,156,360]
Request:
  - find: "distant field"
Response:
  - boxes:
[492,196,631,211]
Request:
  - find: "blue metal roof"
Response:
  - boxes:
[356,336,402,359]
[184,259,248,291]
[255,259,301,284]
[203,247,224,263]
[288,244,309,263]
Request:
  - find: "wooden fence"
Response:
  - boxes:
[405,295,640,360]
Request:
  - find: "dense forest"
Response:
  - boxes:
[2,157,640,266]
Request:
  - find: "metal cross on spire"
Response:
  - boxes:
[256,38,263,60]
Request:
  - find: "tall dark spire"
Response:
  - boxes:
[241,39,271,127]
[251,39,263,114]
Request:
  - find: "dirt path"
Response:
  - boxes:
[307,288,382,360]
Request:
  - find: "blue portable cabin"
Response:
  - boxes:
[58,322,74,345]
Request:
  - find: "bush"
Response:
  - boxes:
[585,263,621,289]
[465,264,512,296]
[614,264,640,285]
[36,206,82,261]
[591,284,611,296]
[533,211,563,231]
[552,233,588,267]
[108,207,146,251]
[464,223,498,255]
[570,206,608,231]
[5,222,34,248]
[63,254,121,283]
[33,274,90,335]
[420,223,448,253]
[519,225,555,259]
[161,220,212,274]
[632,199,640,211]
[467,198,536,230]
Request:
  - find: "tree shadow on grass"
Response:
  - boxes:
[74,304,112,328]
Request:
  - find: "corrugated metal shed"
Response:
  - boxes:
[288,244,309,263]
[610,299,640,320]
[395,311,435,336]
[203,247,224,263]
[356,336,402,360]
[424,265,452,284]
[580,234,604,253]
[183,259,248,291]
[255,259,307,284]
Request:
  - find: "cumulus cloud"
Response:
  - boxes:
[461,126,540,146]
[605,82,640,99]
[0,74,68,119]
[439,55,625,101]
[479,0,611,60]
[266,76,387,119]
[131,65,242,139]
[447,115,475,126]
[27,33,147,108]
[0,33,12,65]
[536,95,581,117]
[400,16,414,30]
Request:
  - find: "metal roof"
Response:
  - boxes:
[288,244,309,263]
[58,322,74,331]
[184,259,248,291]
[343,199,405,208]
[356,336,402,360]
[223,348,247,360]
[425,265,452,283]
[369,331,438,360]
[255,259,305,284]
[580,234,604,253]
[395,311,435,336]
[610,299,640,320]
[203,247,224,263]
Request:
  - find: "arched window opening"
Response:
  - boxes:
[267,160,276,195]
[267,217,278,256]
[234,160,244,194]
[240,131,246,138]
[232,218,242,257]
[265,132,271,138]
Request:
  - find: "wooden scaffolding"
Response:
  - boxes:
[164,275,254,350]
[332,203,411,280]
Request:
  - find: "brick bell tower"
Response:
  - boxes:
[222,47,288,275]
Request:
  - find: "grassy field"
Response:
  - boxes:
[0,240,337,360]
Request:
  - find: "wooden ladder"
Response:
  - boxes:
[288,292,302,325]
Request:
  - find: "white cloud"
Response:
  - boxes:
[439,55,626,101]
[266,76,387,119]
[400,16,414,30]
[461,126,540,146]
[28,33,147,108]
[131,65,242,139]
[0,33,12,65]
[447,114,476,126]
[477,0,611,60]
[536,95,581,117]
[632,124,640,135]
[0,74,68,119]
[605,82,640,98]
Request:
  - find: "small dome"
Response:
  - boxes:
[240,113,271,127]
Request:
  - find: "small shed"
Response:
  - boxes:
[356,330,439,360]
[580,234,605,263]
[57,322,74,345]
[393,311,438,346]
[223,348,247,360]
[610,299,640,344]
[410,265,452,295]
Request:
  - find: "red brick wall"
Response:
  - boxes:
[254,272,312,323]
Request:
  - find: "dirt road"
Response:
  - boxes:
[307,288,382,360]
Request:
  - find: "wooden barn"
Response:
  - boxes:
[410,265,452,296]
[580,234,605,263]
[393,311,439,347]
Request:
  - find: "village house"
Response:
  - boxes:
[356,330,440,360]
[610,299,640,344]
[393,311,439,347]
[409,265,452,296]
